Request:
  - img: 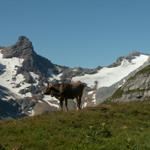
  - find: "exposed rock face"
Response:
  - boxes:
[0,85,23,119]
[111,65,150,102]
[57,66,101,81]
[2,36,58,77]
[95,56,150,103]
[2,36,33,58]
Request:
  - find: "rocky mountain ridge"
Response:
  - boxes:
[110,63,150,102]
[2,36,58,78]
[96,56,150,103]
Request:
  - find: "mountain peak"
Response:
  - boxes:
[16,36,33,49]
[108,51,148,68]
[1,36,58,77]
[1,36,34,59]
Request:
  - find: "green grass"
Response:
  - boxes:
[1,100,150,150]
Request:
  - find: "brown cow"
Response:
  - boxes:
[44,81,86,111]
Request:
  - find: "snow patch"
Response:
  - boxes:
[88,91,94,95]
[73,55,149,88]
[30,72,39,86]
[83,102,87,108]
[30,72,39,80]
[0,50,31,98]
[28,109,35,116]
[92,93,96,104]
[49,73,63,81]
[42,95,59,108]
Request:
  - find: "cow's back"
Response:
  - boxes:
[59,81,85,98]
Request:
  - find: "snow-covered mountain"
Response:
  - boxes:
[73,54,149,88]
[0,36,61,118]
[72,53,149,104]
[0,36,149,118]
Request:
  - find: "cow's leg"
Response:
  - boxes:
[65,98,68,111]
[60,98,64,111]
[76,96,81,110]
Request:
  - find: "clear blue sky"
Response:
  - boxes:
[0,0,150,68]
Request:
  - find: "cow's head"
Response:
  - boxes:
[44,83,60,98]
[44,83,53,95]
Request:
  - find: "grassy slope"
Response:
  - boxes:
[0,101,150,150]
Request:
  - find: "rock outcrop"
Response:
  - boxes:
[110,64,150,102]
[2,36,58,77]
